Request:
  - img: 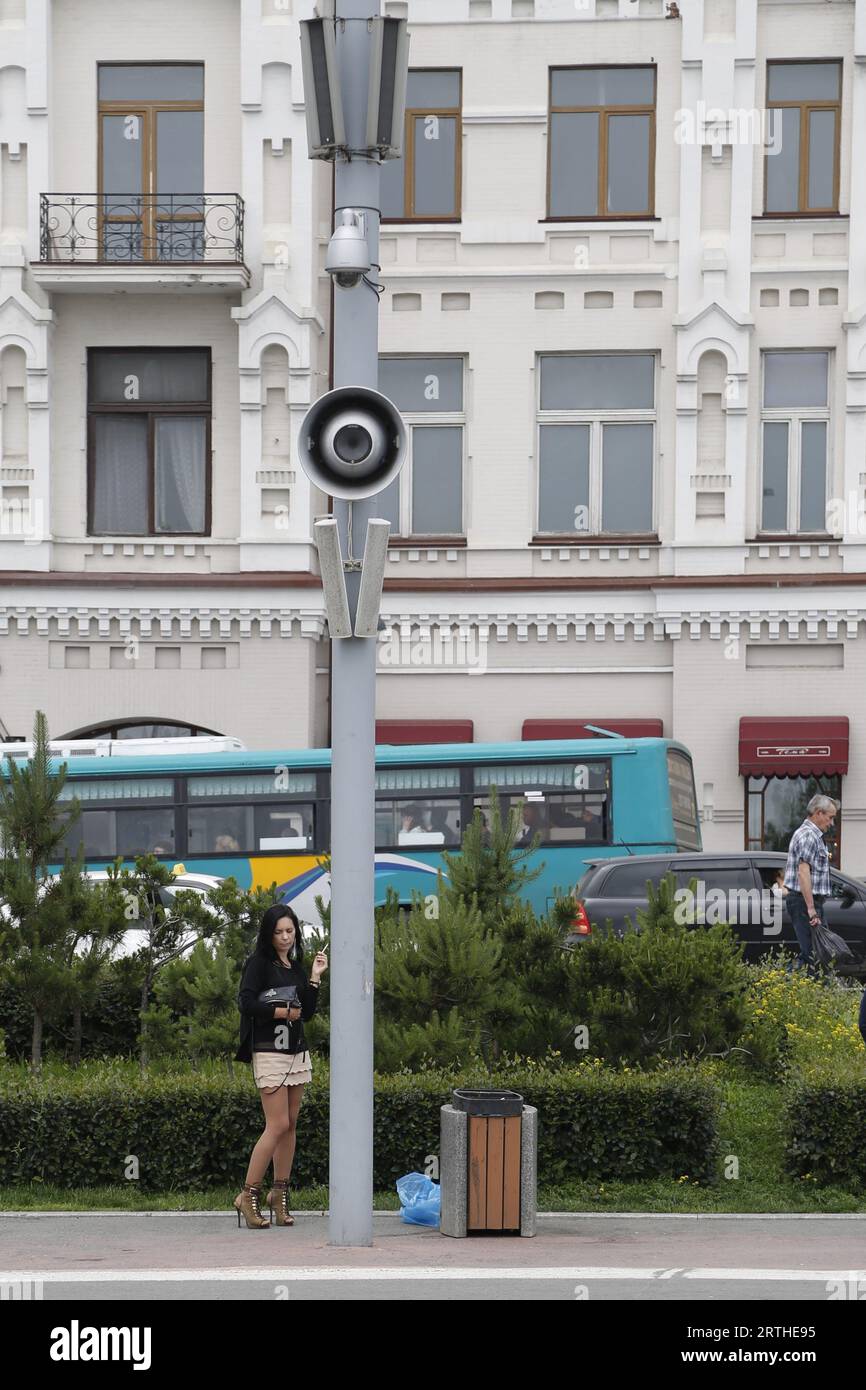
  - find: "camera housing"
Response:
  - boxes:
[298,386,407,500]
[325,210,371,290]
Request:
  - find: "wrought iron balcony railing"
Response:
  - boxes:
[39,193,245,266]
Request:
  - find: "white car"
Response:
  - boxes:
[79,867,226,959]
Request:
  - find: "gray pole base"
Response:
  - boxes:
[439,1104,537,1238]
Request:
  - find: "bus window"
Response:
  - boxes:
[474,793,609,845]
[116,808,176,857]
[474,759,611,794]
[547,797,608,843]
[188,805,253,855]
[376,797,461,848]
[255,804,313,851]
[59,809,114,858]
[667,750,701,851]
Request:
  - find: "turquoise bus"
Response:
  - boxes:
[31,733,701,927]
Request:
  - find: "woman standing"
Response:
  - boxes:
[234,904,328,1228]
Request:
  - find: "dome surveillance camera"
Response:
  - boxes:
[326,209,370,289]
[334,268,365,290]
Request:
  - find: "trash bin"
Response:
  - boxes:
[439,1088,537,1238]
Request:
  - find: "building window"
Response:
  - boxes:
[760,351,829,534]
[765,61,841,215]
[98,63,205,261]
[376,357,464,536]
[548,66,656,219]
[746,775,841,869]
[87,348,211,536]
[536,354,656,535]
[381,70,461,221]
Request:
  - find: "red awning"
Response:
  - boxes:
[522,718,664,741]
[375,719,474,745]
[738,717,849,777]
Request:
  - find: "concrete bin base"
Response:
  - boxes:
[440,1103,537,1237]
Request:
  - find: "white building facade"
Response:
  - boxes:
[0,0,333,750]
[1,0,866,869]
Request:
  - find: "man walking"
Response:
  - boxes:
[783,794,839,972]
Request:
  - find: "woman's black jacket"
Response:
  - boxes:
[235,952,319,1063]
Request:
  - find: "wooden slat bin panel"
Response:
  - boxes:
[467,1114,521,1231]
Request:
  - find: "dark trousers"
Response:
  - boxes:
[859,989,866,1049]
[786,890,826,972]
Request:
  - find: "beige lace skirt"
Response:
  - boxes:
[252,1050,313,1088]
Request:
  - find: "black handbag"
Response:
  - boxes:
[258,985,300,1007]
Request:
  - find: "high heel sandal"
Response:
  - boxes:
[266,1179,294,1226]
[234,1184,270,1229]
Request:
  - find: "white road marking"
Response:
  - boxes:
[0,1266,862,1283]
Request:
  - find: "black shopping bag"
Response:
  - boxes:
[812,921,854,967]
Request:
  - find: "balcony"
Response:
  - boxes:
[32,193,250,293]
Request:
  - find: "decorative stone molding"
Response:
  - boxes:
[388,548,462,563]
[538,547,655,561]
[375,602,866,644]
[0,603,327,641]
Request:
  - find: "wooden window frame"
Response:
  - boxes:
[546,65,657,221]
[87,346,213,538]
[97,62,205,263]
[401,421,465,538]
[763,59,842,217]
[759,350,831,536]
[381,69,462,224]
[536,352,658,538]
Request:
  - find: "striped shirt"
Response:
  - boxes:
[783,819,831,896]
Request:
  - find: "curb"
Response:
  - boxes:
[3,1209,866,1219]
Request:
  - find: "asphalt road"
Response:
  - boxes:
[3,1212,866,1302]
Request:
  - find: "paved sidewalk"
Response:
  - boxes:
[3,1211,866,1273]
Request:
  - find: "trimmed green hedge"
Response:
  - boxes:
[0,1061,720,1190]
[785,1065,866,1187]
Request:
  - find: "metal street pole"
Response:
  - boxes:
[329,0,381,1247]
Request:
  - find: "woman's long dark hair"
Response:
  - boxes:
[254,903,304,971]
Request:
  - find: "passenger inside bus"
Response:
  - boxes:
[578,804,603,840]
[257,810,310,850]
[399,804,429,838]
[516,801,547,845]
[428,805,455,844]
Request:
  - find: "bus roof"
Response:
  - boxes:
[24,736,692,779]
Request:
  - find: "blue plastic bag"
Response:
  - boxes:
[396,1172,441,1227]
